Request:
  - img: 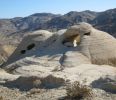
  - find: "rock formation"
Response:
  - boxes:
[0,22,116,100]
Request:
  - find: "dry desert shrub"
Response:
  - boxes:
[26,88,46,97]
[0,96,3,100]
[66,81,92,100]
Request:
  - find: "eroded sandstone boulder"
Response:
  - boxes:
[0,22,116,99]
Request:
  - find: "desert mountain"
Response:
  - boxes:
[0,8,116,38]
[0,13,60,35]
[92,8,116,37]
[44,10,98,30]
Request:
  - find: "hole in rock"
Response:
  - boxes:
[20,50,26,54]
[27,43,35,50]
[84,32,90,36]
[62,34,79,47]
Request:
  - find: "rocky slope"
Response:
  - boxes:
[0,13,60,35]
[44,10,97,30]
[0,13,60,63]
[0,8,116,38]
[92,8,116,37]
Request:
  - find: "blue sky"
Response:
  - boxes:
[0,0,116,18]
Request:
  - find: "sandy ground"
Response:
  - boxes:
[0,85,66,100]
[0,85,116,100]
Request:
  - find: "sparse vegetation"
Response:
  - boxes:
[0,96,3,100]
[66,81,92,100]
[92,58,116,67]
[0,60,3,66]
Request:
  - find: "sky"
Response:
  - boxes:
[0,0,116,18]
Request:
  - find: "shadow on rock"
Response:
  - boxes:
[91,76,116,93]
[0,75,65,91]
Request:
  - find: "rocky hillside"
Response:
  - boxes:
[0,13,60,36]
[92,8,116,37]
[0,11,97,37]
[0,8,116,38]
[44,10,98,30]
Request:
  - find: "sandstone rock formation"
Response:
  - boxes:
[0,22,116,100]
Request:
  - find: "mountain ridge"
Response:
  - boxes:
[0,8,116,38]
